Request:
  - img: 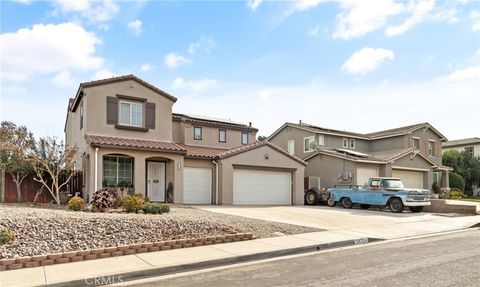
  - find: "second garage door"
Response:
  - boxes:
[233,169,291,205]
[183,167,212,204]
[357,165,379,186]
[392,169,424,189]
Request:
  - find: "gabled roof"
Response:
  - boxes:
[180,144,228,159]
[84,134,186,154]
[217,141,307,166]
[268,122,448,142]
[70,74,177,112]
[442,137,480,147]
[173,113,258,132]
[303,148,386,164]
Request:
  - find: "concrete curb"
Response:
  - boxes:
[47,237,384,287]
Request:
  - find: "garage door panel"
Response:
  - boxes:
[184,167,212,204]
[392,169,424,189]
[357,166,379,186]
[233,169,291,205]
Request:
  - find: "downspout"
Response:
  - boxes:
[213,159,219,205]
[94,147,99,193]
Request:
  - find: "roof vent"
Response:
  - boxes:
[299,120,302,125]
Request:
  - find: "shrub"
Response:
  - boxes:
[67,196,85,211]
[449,172,465,192]
[0,227,15,244]
[449,188,464,200]
[91,188,120,212]
[122,195,145,213]
[143,203,170,214]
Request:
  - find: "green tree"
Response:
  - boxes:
[443,149,480,193]
[30,137,78,205]
[257,135,268,142]
[0,121,35,202]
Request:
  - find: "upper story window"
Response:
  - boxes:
[342,138,348,148]
[219,130,226,143]
[318,135,325,146]
[428,141,435,156]
[413,138,420,149]
[194,127,202,140]
[288,140,295,155]
[464,146,474,157]
[241,132,249,145]
[304,136,315,152]
[119,101,142,127]
[349,139,355,149]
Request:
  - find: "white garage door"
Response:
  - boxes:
[357,166,379,186]
[392,169,424,189]
[183,167,212,204]
[233,169,291,205]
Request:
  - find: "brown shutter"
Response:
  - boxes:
[106,96,118,125]
[419,140,423,153]
[145,102,156,129]
[408,136,413,148]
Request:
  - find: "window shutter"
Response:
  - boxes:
[408,136,413,148]
[419,139,423,153]
[106,96,118,125]
[145,102,156,129]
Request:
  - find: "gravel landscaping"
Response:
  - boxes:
[0,204,321,259]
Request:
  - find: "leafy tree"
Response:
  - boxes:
[443,149,480,193]
[257,135,268,141]
[0,121,35,202]
[449,172,465,192]
[30,137,78,205]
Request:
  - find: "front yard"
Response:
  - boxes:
[0,204,321,259]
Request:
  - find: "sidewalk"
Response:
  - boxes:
[1,214,479,287]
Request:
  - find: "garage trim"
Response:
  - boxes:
[391,166,430,172]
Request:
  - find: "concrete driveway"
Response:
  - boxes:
[198,205,480,239]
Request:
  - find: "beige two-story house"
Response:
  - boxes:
[65,75,306,205]
[268,121,452,191]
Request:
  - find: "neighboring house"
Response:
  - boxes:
[268,121,452,191]
[65,75,305,205]
[442,137,480,196]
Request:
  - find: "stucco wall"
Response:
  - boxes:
[369,135,406,152]
[410,128,443,166]
[181,123,256,149]
[217,145,305,205]
[390,154,433,189]
[269,126,318,157]
[306,155,358,188]
[443,144,480,157]
[83,80,174,142]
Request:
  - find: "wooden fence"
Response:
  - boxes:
[3,171,83,203]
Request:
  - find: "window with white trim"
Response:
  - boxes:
[119,101,142,127]
[219,129,226,143]
[428,141,435,156]
[103,155,133,187]
[349,139,355,149]
[413,138,420,149]
[318,135,325,146]
[304,136,315,152]
[194,127,202,140]
[342,138,348,148]
[288,140,295,155]
[241,132,249,145]
[465,146,474,157]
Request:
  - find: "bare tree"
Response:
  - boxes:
[30,137,78,205]
[0,121,35,202]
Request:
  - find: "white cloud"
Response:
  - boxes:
[139,63,154,72]
[52,70,75,87]
[128,20,142,36]
[470,10,480,32]
[295,0,326,11]
[333,0,406,40]
[52,0,119,23]
[385,0,435,37]
[52,0,90,12]
[1,22,103,81]
[164,52,192,69]
[188,36,216,55]
[308,25,321,36]
[440,66,480,81]
[11,0,34,4]
[91,69,115,80]
[247,0,263,11]
[342,47,394,75]
[172,77,216,93]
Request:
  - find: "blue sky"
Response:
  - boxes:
[1,0,479,140]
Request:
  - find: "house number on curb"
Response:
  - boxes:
[354,237,369,245]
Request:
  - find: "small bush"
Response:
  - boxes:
[0,227,15,244]
[143,203,170,214]
[67,196,85,211]
[122,195,145,213]
[449,188,465,200]
[449,172,465,192]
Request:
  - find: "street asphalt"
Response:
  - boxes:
[123,229,480,287]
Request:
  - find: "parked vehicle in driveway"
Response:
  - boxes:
[325,177,431,213]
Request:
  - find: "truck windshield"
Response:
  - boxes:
[382,179,404,188]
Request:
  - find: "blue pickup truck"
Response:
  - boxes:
[326,177,431,213]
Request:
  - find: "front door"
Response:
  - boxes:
[147,162,165,202]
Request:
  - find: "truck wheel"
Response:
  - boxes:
[304,190,319,205]
[360,204,371,209]
[341,197,353,209]
[327,197,336,207]
[389,198,404,213]
[409,206,423,213]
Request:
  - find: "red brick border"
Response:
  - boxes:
[0,233,253,271]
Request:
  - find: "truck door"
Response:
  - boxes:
[364,179,383,205]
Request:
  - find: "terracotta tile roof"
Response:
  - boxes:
[442,137,480,147]
[180,144,228,159]
[84,134,186,154]
[304,148,386,164]
[173,113,258,132]
[217,141,307,166]
[288,123,368,139]
[366,123,427,138]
